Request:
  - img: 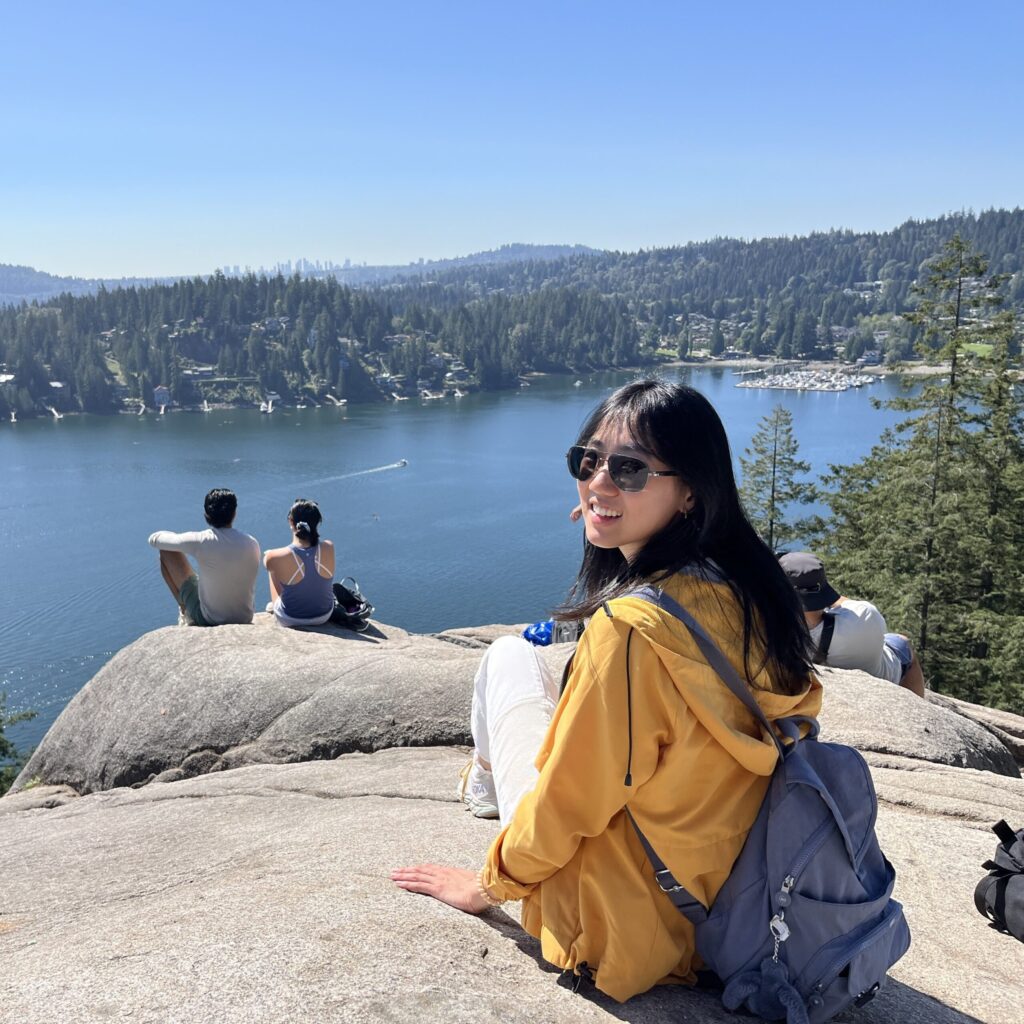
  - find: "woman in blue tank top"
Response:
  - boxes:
[264,498,336,627]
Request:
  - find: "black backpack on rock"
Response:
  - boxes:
[974,820,1024,942]
[329,578,374,632]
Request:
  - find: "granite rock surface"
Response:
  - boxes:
[3,747,1024,1024]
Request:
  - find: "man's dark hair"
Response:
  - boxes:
[204,488,237,528]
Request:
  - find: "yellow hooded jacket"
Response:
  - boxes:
[482,571,822,1002]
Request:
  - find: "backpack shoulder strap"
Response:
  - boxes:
[625,806,708,925]
[622,585,793,926]
[813,611,836,664]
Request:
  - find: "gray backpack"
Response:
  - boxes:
[626,587,911,1024]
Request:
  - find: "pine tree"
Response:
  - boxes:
[709,320,726,356]
[957,312,1024,705]
[1,692,36,795]
[819,236,1024,708]
[739,405,816,550]
[794,310,818,357]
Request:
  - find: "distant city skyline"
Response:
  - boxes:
[2,1,1022,278]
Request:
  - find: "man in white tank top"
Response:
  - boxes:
[148,488,260,626]
[779,552,925,697]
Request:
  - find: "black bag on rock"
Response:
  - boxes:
[974,820,1024,942]
[329,578,374,632]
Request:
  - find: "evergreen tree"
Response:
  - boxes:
[1,692,36,795]
[739,405,816,550]
[795,310,818,357]
[774,305,796,358]
[709,319,726,356]
[956,312,1024,706]
[677,325,692,359]
[819,236,1024,708]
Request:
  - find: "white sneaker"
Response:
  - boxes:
[177,608,194,627]
[457,759,499,819]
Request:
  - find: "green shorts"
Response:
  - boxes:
[178,575,212,627]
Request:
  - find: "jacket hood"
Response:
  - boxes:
[613,579,822,778]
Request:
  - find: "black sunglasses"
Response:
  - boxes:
[566,445,679,492]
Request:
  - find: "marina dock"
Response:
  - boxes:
[735,367,877,392]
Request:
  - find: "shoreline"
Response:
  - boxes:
[0,360,960,422]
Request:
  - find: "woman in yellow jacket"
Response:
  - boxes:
[392,379,821,1001]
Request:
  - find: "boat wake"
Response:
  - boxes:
[296,460,408,489]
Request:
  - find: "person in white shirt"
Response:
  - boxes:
[779,551,925,697]
[148,488,261,626]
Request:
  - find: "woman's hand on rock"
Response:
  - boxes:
[390,864,490,914]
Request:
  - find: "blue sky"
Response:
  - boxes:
[1,1,1021,277]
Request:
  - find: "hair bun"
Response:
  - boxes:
[296,521,310,533]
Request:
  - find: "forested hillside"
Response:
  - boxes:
[1,209,1021,417]
[0,275,640,417]
[385,209,1024,355]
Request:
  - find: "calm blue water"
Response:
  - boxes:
[0,367,912,750]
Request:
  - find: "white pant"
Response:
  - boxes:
[471,636,561,825]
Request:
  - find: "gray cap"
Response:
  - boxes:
[778,551,841,612]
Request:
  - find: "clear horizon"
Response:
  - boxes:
[2,0,1022,278]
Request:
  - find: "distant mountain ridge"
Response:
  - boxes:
[0,265,171,306]
[319,243,602,286]
[0,244,602,306]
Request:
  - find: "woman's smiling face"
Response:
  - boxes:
[576,419,695,562]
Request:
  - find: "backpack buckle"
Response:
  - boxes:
[655,868,685,894]
[854,983,880,1007]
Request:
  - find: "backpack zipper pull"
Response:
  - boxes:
[769,877,795,961]
[775,874,795,908]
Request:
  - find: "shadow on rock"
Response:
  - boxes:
[564,973,986,1024]
[477,911,987,1024]
[285,619,389,642]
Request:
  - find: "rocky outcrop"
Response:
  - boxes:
[9,618,532,794]
[11,620,1020,796]
[816,666,1020,777]
[927,691,1024,770]
[2,747,1023,1024]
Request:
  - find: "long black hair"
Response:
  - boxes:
[289,497,322,546]
[554,379,811,696]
